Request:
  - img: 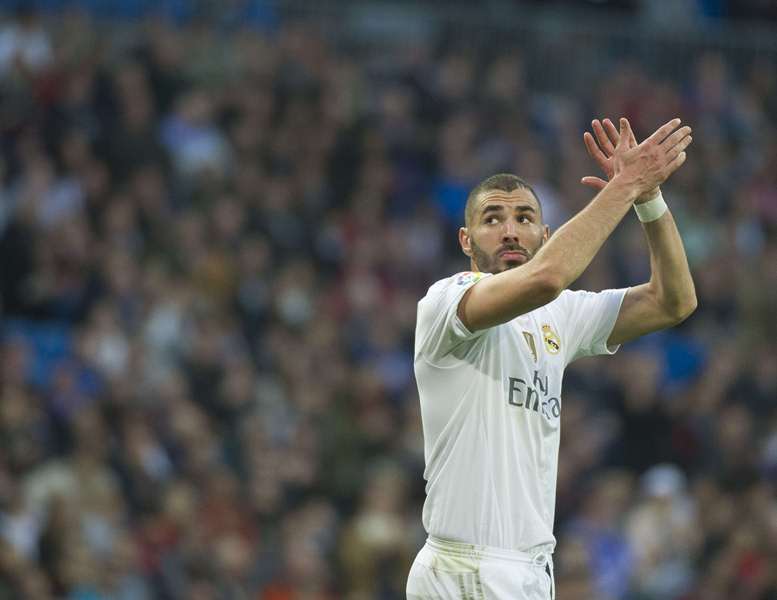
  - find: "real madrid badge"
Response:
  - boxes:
[541,324,561,355]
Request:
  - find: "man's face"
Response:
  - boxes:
[459,188,549,274]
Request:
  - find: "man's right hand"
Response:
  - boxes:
[608,118,692,198]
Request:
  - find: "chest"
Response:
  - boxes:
[497,314,566,373]
[482,316,567,429]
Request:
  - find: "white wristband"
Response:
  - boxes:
[634,192,668,223]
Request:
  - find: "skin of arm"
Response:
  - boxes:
[607,209,697,345]
[579,117,697,345]
[460,118,691,332]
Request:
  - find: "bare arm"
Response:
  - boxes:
[608,209,697,345]
[460,118,691,332]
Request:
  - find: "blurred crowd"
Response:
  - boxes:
[0,3,776,600]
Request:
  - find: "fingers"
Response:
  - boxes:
[660,125,692,153]
[666,135,692,160]
[646,118,682,146]
[665,151,687,175]
[618,118,628,148]
[583,131,610,168]
[592,120,616,156]
[619,117,638,148]
[602,119,620,148]
[580,176,608,190]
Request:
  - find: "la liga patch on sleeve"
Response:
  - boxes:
[456,272,485,286]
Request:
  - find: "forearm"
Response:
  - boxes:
[642,209,697,319]
[533,177,639,290]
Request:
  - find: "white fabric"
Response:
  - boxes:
[634,192,668,222]
[407,536,554,599]
[414,272,627,553]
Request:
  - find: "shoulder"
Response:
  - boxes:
[546,288,607,311]
[531,289,588,331]
[421,271,490,303]
[539,287,629,329]
[539,288,578,314]
[556,288,588,302]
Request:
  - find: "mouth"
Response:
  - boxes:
[498,250,528,262]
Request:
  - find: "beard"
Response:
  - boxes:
[470,239,540,274]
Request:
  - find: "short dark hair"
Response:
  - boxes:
[464,173,541,227]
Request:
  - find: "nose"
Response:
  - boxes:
[502,219,520,242]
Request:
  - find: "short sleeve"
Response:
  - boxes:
[415,272,493,363]
[557,288,628,364]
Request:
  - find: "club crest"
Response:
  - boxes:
[541,324,561,355]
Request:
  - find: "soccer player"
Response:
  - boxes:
[406,117,696,599]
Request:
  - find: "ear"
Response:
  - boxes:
[459,227,472,257]
[543,224,550,242]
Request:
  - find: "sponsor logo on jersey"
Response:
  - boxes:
[455,272,485,286]
[541,324,561,355]
[507,370,561,422]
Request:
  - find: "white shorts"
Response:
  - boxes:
[406,536,555,600]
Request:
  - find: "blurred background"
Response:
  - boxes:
[1,0,776,598]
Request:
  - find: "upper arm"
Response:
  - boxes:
[457,266,560,332]
[607,283,685,347]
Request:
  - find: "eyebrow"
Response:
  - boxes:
[481,204,536,215]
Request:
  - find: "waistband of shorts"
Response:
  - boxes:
[426,536,554,566]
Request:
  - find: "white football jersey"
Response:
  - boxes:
[414,271,628,552]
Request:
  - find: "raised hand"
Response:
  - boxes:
[582,117,691,202]
[584,118,692,200]
[581,118,632,191]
